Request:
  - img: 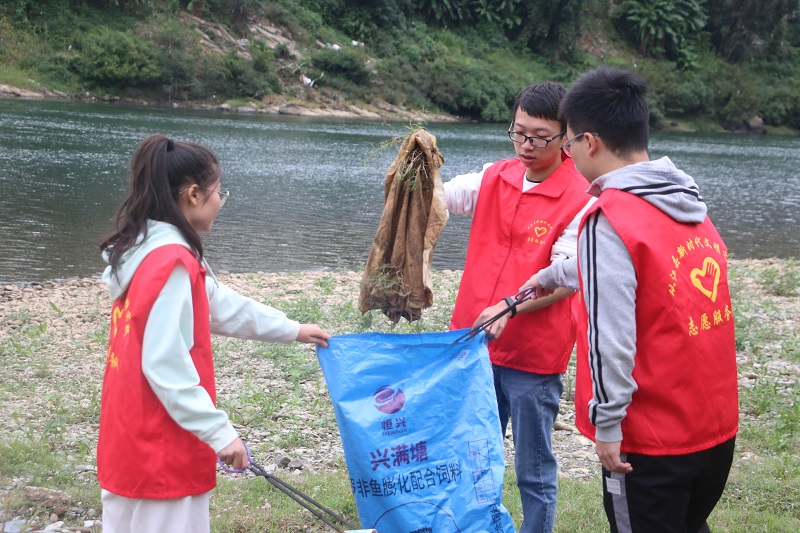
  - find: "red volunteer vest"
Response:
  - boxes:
[451,157,591,374]
[97,245,218,498]
[576,190,739,455]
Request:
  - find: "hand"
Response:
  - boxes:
[519,273,553,297]
[218,437,250,470]
[297,324,331,347]
[473,301,509,340]
[595,440,633,474]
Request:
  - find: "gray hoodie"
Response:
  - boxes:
[102,220,300,453]
[538,156,707,443]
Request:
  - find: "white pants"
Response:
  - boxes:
[101,489,210,533]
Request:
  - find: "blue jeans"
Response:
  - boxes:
[494,365,563,533]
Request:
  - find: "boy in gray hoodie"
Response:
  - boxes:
[520,67,738,533]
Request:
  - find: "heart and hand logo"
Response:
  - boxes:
[690,257,721,302]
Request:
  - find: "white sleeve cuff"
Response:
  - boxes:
[207,421,240,454]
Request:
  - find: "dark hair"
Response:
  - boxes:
[100,134,220,273]
[512,82,567,130]
[560,66,649,155]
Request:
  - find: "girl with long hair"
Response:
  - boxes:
[97,134,330,533]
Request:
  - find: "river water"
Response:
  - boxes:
[1,99,798,284]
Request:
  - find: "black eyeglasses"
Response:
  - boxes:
[562,131,600,157]
[507,125,565,148]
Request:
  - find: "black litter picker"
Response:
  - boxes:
[452,286,537,343]
[219,443,377,533]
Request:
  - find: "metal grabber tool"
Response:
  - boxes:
[452,286,537,343]
[219,442,375,533]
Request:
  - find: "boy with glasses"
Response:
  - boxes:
[444,82,593,533]
[521,66,738,533]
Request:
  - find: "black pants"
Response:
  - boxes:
[602,437,736,533]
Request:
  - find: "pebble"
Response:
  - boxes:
[568,468,591,475]
[0,520,30,533]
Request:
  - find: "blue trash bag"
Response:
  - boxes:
[317,329,517,533]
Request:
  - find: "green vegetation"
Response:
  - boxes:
[611,0,707,68]
[0,0,799,131]
[759,259,800,297]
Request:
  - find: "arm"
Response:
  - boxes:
[142,265,241,457]
[580,211,638,474]
[484,197,594,337]
[550,197,596,261]
[207,280,330,347]
[520,198,596,294]
[443,163,492,215]
[206,280,300,343]
[473,287,574,340]
[519,256,579,297]
[206,280,331,347]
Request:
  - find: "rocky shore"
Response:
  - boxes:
[0,82,459,124]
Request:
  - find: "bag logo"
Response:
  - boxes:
[373,385,406,414]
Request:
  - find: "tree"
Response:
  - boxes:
[612,0,707,68]
[515,0,584,60]
[415,0,583,59]
[705,0,798,62]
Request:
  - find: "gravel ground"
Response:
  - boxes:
[1,259,797,530]
[0,270,601,478]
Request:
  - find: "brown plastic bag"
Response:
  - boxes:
[358,129,449,322]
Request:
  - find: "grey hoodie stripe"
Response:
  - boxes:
[620,182,702,199]
[635,188,703,201]
[620,181,698,192]
[586,212,608,425]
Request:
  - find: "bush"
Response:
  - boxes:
[261,0,323,43]
[191,51,270,99]
[455,63,518,121]
[308,48,371,86]
[639,60,714,117]
[410,57,518,121]
[72,27,161,88]
[135,14,199,99]
[250,44,282,94]
[611,0,706,68]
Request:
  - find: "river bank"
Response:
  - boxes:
[0,82,460,123]
[1,259,798,530]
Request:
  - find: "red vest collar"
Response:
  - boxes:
[499,157,582,198]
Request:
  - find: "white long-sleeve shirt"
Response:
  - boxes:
[104,221,299,453]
